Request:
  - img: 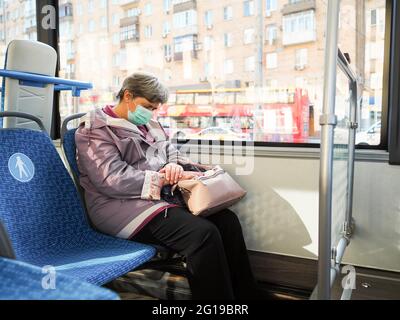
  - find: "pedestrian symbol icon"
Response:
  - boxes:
[8,153,35,183]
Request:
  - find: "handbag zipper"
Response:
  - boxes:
[196,168,224,181]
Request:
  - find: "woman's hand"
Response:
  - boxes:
[159,163,184,184]
[179,171,204,181]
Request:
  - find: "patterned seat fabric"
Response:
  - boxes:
[0,257,119,300]
[0,129,156,285]
[62,128,80,178]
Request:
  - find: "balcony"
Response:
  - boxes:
[120,0,139,7]
[173,0,197,14]
[120,16,139,44]
[282,0,316,15]
[173,50,198,61]
[173,25,198,38]
[120,16,139,27]
[282,29,316,45]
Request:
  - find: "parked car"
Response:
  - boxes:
[173,127,249,141]
[356,121,381,146]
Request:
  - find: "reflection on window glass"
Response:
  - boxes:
[56,0,386,145]
[0,0,37,66]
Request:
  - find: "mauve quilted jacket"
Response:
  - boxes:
[75,108,190,239]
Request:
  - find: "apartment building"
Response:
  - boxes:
[0,0,387,129]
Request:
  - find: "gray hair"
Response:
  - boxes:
[117,72,169,104]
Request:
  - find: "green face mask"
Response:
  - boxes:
[128,105,153,126]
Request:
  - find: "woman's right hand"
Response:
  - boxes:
[160,170,203,186]
[179,171,204,181]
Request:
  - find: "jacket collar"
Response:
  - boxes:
[81,108,167,142]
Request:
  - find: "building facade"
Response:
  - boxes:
[0,0,387,136]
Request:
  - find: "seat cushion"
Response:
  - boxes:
[27,231,157,285]
[0,257,119,300]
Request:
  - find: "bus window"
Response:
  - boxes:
[48,0,387,146]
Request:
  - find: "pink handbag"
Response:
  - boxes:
[174,166,247,216]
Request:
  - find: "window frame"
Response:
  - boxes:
[48,0,395,151]
[387,0,400,162]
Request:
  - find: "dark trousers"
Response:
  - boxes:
[132,207,259,300]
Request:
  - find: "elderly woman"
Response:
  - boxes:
[75,72,265,300]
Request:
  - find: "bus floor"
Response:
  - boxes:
[105,270,309,301]
[331,266,400,300]
[107,267,400,300]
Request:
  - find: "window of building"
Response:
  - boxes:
[243,0,255,17]
[88,20,96,33]
[163,21,171,36]
[224,33,233,47]
[243,28,255,44]
[283,10,316,45]
[204,10,213,28]
[113,33,120,45]
[295,48,308,69]
[113,53,120,66]
[127,8,141,17]
[120,25,138,41]
[370,9,377,26]
[76,3,83,15]
[266,24,278,45]
[224,59,234,74]
[113,76,120,87]
[173,10,197,29]
[266,0,278,14]
[224,6,233,21]
[164,44,172,60]
[245,56,255,72]
[174,35,195,53]
[112,14,119,26]
[144,3,153,16]
[204,62,210,77]
[204,36,214,51]
[164,0,172,13]
[144,25,153,39]
[266,52,278,69]
[101,16,107,29]
[88,0,94,14]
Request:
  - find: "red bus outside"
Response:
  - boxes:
[156,87,312,143]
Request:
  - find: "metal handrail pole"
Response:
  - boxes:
[318,0,341,300]
[345,80,358,232]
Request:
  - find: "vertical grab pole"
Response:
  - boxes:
[318,0,341,300]
[73,96,79,114]
[345,80,357,235]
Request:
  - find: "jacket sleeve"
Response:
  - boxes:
[75,127,164,200]
[165,142,188,165]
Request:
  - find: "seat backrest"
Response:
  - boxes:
[62,128,80,183]
[0,128,92,260]
[1,40,57,133]
[0,221,15,259]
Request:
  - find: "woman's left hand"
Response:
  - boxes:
[159,163,184,184]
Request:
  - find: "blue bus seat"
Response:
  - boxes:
[0,257,119,300]
[0,120,156,285]
[1,40,57,133]
[62,116,188,260]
